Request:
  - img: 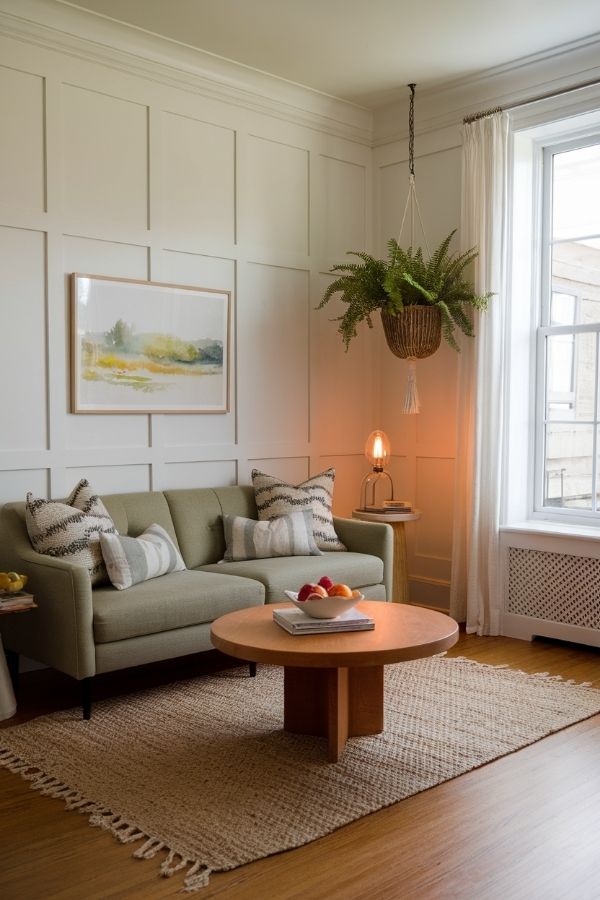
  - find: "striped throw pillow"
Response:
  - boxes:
[251,468,346,552]
[223,510,323,562]
[100,523,185,591]
[25,479,117,585]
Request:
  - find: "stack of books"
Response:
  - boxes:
[273,607,374,635]
[0,591,36,613]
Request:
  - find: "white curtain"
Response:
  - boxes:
[449,112,510,634]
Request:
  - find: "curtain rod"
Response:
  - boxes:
[462,76,600,124]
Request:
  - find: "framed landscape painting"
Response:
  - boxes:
[71,274,230,414]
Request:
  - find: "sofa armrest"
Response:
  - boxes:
[333,516,393,600]
[0,508,96,680]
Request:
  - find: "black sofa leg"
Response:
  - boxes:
[5,649,19,694]
[82,677,93,720]
[248,662,257,677]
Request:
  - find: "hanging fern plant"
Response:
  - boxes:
[317,230,491,352]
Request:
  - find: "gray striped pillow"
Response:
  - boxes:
[251,468,346,551]
[223,510,323,562]
[100,523,185,590]
[25,479,117,585]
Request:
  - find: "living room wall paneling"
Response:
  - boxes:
[242,135,309,258]
[0,226,47,451]
[318,155,366,263]
[238,264,310,447]
[162,460,237,489]
[0,469,48,501]
[0,65,45,212]
[318,455,370,519]
[65,464,151,495]
[158,112,235,248]
[248,458,309,487]
[414,456,454,583]
[0,7,372,513]
[61,85,149,230]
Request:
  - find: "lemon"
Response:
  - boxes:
[6,579,24,592]
[0,573,10,590]
[7,572,20,581]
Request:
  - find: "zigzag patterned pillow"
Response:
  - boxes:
[25,479,117,585]
[251,468,346,552]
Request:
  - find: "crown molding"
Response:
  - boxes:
[373,31,600,146]
[0,0,373,145]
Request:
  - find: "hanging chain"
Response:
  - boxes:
[408,83,416,177]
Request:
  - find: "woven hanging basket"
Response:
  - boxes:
[381,306,442,359]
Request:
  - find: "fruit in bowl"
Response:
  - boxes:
[0,571,28,593]
[284,576,363,619]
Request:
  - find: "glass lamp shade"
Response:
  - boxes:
[364,430,391,470]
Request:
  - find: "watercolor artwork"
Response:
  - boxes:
[71,274,230,414]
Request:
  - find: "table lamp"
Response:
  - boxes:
[360,430,394,510]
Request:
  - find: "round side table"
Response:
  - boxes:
[352,509,421,604]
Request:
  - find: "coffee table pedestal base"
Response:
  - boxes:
[284,665,384,762]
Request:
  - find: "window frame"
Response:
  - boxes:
[533,133,600,523]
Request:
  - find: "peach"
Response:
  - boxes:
[327,583,352,598]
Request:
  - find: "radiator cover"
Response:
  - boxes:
[507,547,600,630]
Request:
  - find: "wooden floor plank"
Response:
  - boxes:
[0,636,599,899]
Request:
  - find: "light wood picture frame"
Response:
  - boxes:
[71,274,230,414]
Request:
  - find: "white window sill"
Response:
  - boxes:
[501,520,600,540]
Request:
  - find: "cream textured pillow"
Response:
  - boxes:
[25,479,116,585]
[223,510,323,562]
[100,523,186,590]
[251,468,346,551]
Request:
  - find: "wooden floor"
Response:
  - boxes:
[1,633,600,900]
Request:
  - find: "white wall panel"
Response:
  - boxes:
[248,457,309,486]
[240,264,309,445]
[415,457,454,563]
[160,113,234,246]
[314,273,376,445]
[0,66,45,212]
[320,156,366,262]
[61,85,148,229]
[0,469,48,505]
[0,227,47,451]
[243,136,308,255]
[162,460,237,489]
[66,464,151,495]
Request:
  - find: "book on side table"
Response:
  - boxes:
[0,591,36,613]
[273,606,374,635]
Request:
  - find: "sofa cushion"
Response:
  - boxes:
[223,510,322,562]
[251,468,346,552]
[199,551,383,604]
[100,524,186,590]
[92,569,265,643]
[25,479,116,585]
[101,491,180,546]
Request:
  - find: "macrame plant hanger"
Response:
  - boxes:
[382,83,441,414]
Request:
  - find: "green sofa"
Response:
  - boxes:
[0,486,392,716]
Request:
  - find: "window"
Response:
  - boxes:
[537,138,600,517]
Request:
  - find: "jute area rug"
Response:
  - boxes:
[1,656,600,891]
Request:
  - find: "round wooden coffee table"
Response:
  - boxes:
[211,601,458,762]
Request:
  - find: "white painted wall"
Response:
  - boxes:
[0,3,374,521]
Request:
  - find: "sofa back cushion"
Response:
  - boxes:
[101,492,180,548]
[164,486,258,569]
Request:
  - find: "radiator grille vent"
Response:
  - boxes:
[507,547,600,629]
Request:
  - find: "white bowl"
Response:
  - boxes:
[284,589,363,619]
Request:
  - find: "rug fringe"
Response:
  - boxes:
[183,861,212,892]
[447,656,595,689]
[0,748,213,890]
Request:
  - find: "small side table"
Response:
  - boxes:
[352,509,421,604]
[0,605,35,721]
